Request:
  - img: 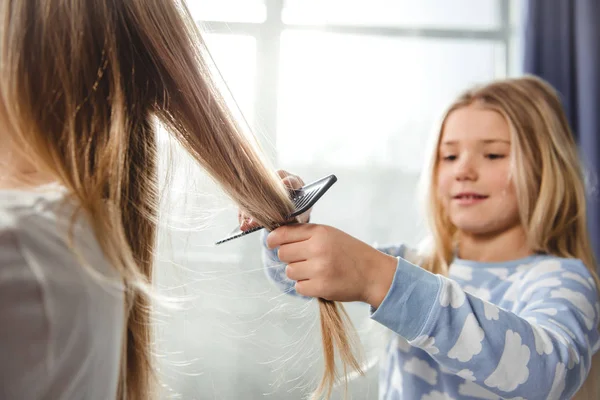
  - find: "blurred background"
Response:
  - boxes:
[154,0,600,398]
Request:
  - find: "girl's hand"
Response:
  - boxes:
[238,170,312,231]
[266,224,397,308]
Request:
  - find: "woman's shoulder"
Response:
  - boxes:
[0,183,70,230]
[0,185,83,266]
[0,185,70,262]
[0,184,124,295]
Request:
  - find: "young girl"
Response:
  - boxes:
[0,1,323,399]
[255,76,600,399]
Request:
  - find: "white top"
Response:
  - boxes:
[0,185,124,399]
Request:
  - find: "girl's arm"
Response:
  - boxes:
[372,256,600,400]
[261,231,409,298]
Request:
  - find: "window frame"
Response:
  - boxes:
[197,0,516,158]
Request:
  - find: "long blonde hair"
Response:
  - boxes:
[420,75,600,397]
[0,0,359,398]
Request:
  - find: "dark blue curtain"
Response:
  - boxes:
[524,0,600,262]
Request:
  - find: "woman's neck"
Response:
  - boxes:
[457,224,534,262]
[0,169,56,190]
[0,149,56,190]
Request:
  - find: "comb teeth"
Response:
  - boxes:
[295,190,317,209]
[215,174,337,245]
[214,225,262,245]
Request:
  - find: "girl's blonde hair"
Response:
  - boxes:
[421,75,600,397]
[0,0,359,398]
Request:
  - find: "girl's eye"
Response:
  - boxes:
[441,155,457,161]
[486,154,505,160]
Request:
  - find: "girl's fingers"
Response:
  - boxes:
[285,261,313,281]
[267,224,312,249]
[282,175,304,190]
[278,241,310,264]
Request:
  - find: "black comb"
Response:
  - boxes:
[215,174,337,245]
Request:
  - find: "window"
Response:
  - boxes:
[158,1,523,399]
[278,32,502,170]
[282,0,501,29]
[186,0,266,23]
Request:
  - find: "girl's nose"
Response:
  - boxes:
[455,155,478,181]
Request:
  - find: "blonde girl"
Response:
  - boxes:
[261,76,600,399]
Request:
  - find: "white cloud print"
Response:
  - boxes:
[562,271,593,290]
[483,301,500,321]
[456,369,476,381]
[439,365,453,375]
[551,287,596,330]
[421,390,455,400]
[546,363,567,400]
[484,330,530,392]
[465,286,491,301]
[504,282,524,303]
[529,324,554,355]
[396,336,411,353]
[536,322,580,368]
[521,278,562,302]
[448,313,485,362]
[412,335,439,355]
[450,264,473,281]
[535,307,558,316]
[439,279,466,308]
[548,318,577,340]
[523,259,563,281]
[404,357,438,385]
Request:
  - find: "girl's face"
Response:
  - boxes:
[436,104,521,236]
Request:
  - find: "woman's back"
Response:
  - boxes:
[0,185,124,399]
